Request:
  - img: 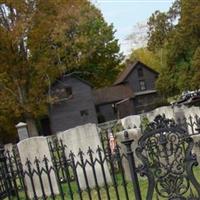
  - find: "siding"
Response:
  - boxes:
[126,63,158,92]
[97,103,116,122]
[134,93,159,114]
[96,99,134,122]
[49,77,97,133]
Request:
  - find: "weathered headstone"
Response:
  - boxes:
[57,123,111,189]
[17,137,59,198]
[146,106,174,121]
[191,135,200,164]
[181,105,200,134]
[4,143,13,154]
[121,115,141,129]
[174,106,186,125]
[116,128,142,181]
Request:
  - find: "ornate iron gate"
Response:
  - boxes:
[127,115,200,200]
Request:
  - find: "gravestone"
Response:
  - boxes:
[191,135,200,164]
[121,115,141,129]
[4,143,13,154]
[57,123,111,190]
[116,128,142,181]
[146,106,174,121]
[181,105,200,134]
[174,106,185,125]
[17,137,59,198]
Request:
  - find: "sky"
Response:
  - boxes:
[92,0,174,55]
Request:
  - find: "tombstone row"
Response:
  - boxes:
[4,119,200,198]
[4,123,112,198]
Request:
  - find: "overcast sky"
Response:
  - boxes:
[92,0,174,55]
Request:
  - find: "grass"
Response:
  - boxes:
[5,167,200,200]
[6,173,147,200]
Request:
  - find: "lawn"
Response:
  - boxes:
[6,166,200,200]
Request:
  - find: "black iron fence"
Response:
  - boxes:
[0,139,135,200]
[0,145,16,199]
[175,114,200,135]
[1,115,200,200]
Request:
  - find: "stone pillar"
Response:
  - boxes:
[16,122,29,141]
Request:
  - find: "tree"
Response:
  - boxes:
[126,22,161,72]
[147,0,200,96]
[147,0,180,52]
[126,22,148,50]
[52,0,123,87]
[0,0,122,138]
[191,47,200,89]
[128,48,162,72]
[0,1,59,137]
[147,11,172,52]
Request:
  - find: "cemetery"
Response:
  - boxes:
[1,106,200,200]
[0,0,200,200]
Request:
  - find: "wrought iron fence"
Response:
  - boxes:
[0,139,135,200]
[0,145,15,199]
[136,115,200,200]
[0,115,200,200]
[175,114,200,135]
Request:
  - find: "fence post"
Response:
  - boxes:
[121,131,142,200]
[0,144,14,198]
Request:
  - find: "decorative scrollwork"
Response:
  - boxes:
[136,115,200,200]
[144,114,177,133]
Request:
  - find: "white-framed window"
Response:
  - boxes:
[139,80,146,91]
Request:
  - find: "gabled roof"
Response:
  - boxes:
[51,73,92,88]
[93,84,134,105]
[114,60,159,85]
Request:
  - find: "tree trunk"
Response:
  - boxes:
[26,117,39,137]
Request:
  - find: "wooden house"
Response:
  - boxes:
[40,61,159,134]
[93,61,159,122]
[41,75,97,134]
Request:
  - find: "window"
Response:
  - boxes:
[139,80,146,91]
[52,87,72,102]
[65,87,72,98]
[80,110,89,116]
[137,68,143,77]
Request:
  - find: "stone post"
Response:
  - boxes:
[16,122,29,141]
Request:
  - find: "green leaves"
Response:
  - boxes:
[0,0,122,140]
[146,0,200,97]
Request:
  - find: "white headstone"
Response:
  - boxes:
[174,106,185,124]
[121,115,141,129]
[4,143,13,154]
[57,123,111,190]
[181,105,200,134]
[191,135,200,164]
[146,106,174,121]
[17,137,59,198]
